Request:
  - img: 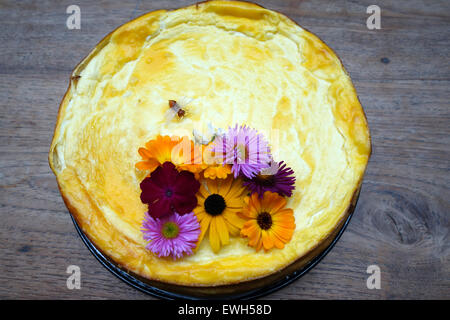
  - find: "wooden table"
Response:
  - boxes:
[0,0,448,299]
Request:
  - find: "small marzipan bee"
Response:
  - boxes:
[165,97,195,123]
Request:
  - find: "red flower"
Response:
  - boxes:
[140,162,200,218]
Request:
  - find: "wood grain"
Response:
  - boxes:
[0,0,448,299]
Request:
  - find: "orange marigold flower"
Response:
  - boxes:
[238,191,295,252]
[136,135,205,175]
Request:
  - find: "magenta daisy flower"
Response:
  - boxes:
[243,161,296,197]
[142,211,201,259]
[212,124,271,178]
[140,162,200,218]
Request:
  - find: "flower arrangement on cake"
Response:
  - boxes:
[137,103,296,259]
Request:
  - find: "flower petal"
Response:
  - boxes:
[173,193,198,215]
[225,182,246,201]
[248,192,261,213]
[138,147,154,159]
[140,177,164,204]
[144,163,170,189]
[255,236,263,252]
[195,213,211,249]
[267,195,287,214]
[215,216,229,246]
[222,208,245,229]
[225,220,240,236]
[242,222,261,247]
[262,230,274,251]
[209,218,221,253]
[136,160,157,171]
[237,206,256,220]
[272,225,295,242]
[173,170,200,195]
[269,229,286,249]
[272,210,295,228]
[148,197,172,218]
[217,176,233,197]
[158,162,179,185]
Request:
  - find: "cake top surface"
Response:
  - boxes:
[49,0,370,285]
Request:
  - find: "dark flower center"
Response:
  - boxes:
[161,221,179,239]
[165,189,173,197]
[254,174,275,187]
[204,194,226,216]
[257,212,273,230]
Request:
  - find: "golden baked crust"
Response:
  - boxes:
[49,0,371,286]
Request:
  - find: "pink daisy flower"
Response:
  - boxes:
[142,211,200,259]
[212,124,271,178]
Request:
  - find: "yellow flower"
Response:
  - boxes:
[203,164,232,179]
[239,191,295,252]
[135,135,205,175]
[201,143,231,179]
[194,176,247,253]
